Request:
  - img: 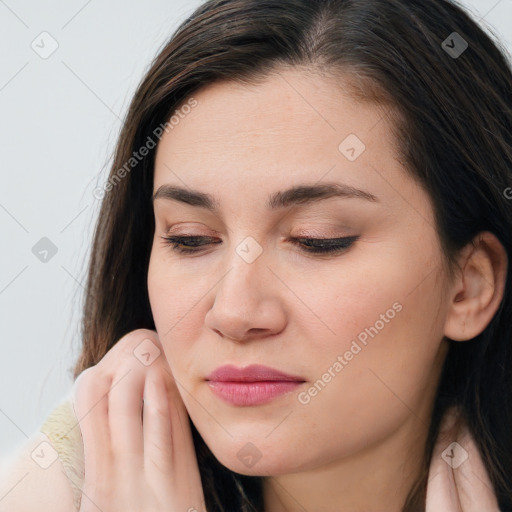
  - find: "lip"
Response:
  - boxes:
[206,364,305,382]
[206,364,306,406]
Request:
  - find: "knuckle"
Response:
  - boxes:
[73,366,97,394]
[94,329,159,373]
[73,366,111,404]
[121,328,159,348]
[106,329,161,363]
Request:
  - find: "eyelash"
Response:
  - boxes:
[159,235,359,255]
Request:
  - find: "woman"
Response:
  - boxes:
[1,0,511,510]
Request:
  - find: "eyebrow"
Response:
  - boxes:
[152,182,379,211]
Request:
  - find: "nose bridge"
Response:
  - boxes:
[220,234,267,297]
[209,232,280,328]
[204,226,289,341]
[234,234,265,266]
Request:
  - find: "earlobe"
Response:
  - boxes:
[443,232,508,342]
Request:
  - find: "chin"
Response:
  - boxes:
[205,440,301,477]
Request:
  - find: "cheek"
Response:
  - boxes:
[293,245,446,410]
[317,268,444,425]
[147,251,206,374]
[148,248,194,330]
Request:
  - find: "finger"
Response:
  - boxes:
[100,329,161,368]
[169,380,207,511]
[165,373,195,469]
[143,365,174,478]
[108,361,146,476]
[143,365,205,509]
[160,368,205,495]
[72,369,113,492]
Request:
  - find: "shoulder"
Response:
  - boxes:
[0,393,84,512]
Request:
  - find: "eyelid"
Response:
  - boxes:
[160,233,358,256]
[290,228,352,238]
[165,224,220,237]
[164,222,352,237]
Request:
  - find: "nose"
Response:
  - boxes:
[204,241,287,343]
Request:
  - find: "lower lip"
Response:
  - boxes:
[207,380,304,406]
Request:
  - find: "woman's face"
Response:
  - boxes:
[147,68,450,476]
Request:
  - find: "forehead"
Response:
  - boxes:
[152,68,405,205]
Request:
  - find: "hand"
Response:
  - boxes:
[72,329,206,512]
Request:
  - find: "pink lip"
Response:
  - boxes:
[206,364,305,406]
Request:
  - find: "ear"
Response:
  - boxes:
[444,231,508,342]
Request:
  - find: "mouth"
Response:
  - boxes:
[205,364,306,406]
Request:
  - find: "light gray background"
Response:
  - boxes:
[0,0,511,458]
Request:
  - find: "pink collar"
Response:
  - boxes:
[426,406,501,511]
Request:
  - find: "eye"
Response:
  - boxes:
[159,235,358,255]
[288,236,358,254]
[160,235,221,255]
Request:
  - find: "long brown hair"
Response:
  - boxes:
[72,1,512,510]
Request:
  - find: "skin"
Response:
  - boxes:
[149,68,445,512]
[71,330,206,512]
[73,67,507,512]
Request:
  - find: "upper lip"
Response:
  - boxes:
[206,364,305,382]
